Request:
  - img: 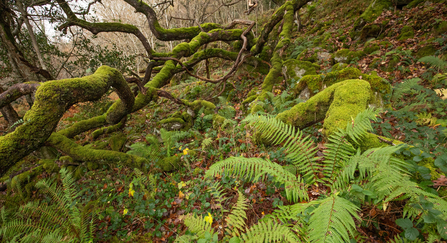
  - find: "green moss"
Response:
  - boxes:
[297,48,318,63]
[435,21,447,36]
[360,24,382,41]
[277,79,372,137]
[84,140,109,150]
[406,0,425,8]
[283,59,319,84]
[212,114,227,129]
[416,45,437,58]
[48,133,148,170]
[182,99,216,115]
[364,41,380,54]
[0,66,134,175]
[332,63,348,71]
[109,133,127,152]
[9,159,59,199]
[294,66,391,105]
[385,54,400,72]
[379,41,392,48]
[398,26,415,41]
[352,0,393,36]
[332,49,366,64]
[157,155,182,172]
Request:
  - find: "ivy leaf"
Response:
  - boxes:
[404,227,419,241]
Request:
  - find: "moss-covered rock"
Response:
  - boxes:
[398,26,415,41]
[352,0,393,37]
[360,24,382,41]
[159,117,187,130]
[332,49,366,64]
[293,66,391,106]
[435,21,447,36]
[277,79,372,137]
[416,44,437,58]
[282,59,320,84]
[364,40,380,54]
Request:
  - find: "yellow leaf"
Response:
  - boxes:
[179,190,185,199]
[204,212,213,226]
[123,208,128,215]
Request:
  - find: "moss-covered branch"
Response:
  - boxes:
[123,0,222,41]
[244,1,296,113]
[47,133,148,169]
[0,66,134,176]
[173,48,269,74]
[250,0,311,55]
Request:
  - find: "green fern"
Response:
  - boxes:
[182,213,213,238]
[206,157,308,202]
[242,114,320,184]
[226,190,248,237]
[419,56,447,72]
[0,168,96,243]
[201,137,213,151]
[307,195,360,243]
[209,182,229,217]
[240,220,300,242]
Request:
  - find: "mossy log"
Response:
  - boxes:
[276,79,372,137]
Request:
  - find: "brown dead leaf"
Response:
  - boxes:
[433,175,447,187]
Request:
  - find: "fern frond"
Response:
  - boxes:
[308,195,360,243]
[256,162,308,202]
[387,234,424,243]
[226,190,248,236]
[174,234,197,242]
[209,182,229,214]
[242,114,319,184]
[240,220,299,242]
[392,78,422,102]
[201,138,213,150]
[205,157,273,181]
[418,56,447,72]
[126,142,162,159]
[344,107,378,145]
[183,213,213,238]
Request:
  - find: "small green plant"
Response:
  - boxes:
[0,168,97,243]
